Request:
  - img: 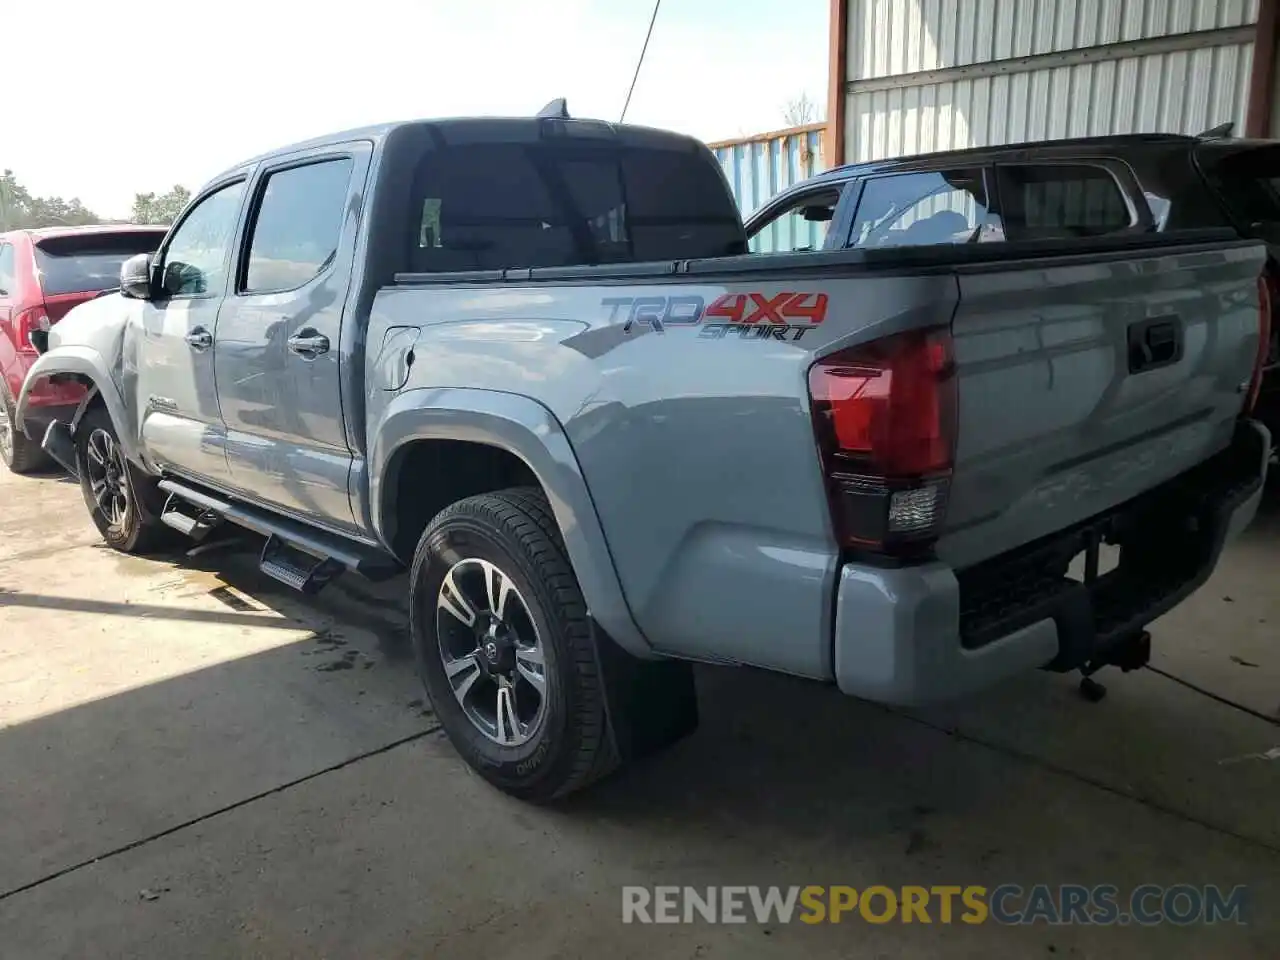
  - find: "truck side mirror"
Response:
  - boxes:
[120,253,154,300]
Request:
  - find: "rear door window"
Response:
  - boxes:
[407,142,745,272]
[32,232,165,296]
[243,158,354,293]
[847,170,990,248]
[996,164,1133,240]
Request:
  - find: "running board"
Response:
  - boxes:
[260,535,346,594]
[157,478,400,591]
[160,492,219,541]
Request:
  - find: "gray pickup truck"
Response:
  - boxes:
[17,113,1272,800]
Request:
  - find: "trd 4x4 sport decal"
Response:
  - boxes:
[604,293,829,341]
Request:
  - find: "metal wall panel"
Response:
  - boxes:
[710,125,828,250]
[845,42,1255,162]
[847,0,1259,79]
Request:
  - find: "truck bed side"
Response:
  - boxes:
[366,234,1266,680]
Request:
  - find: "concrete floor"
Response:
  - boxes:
[0,465,1277,959]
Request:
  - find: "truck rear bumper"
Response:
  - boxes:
[833,420,1270,706]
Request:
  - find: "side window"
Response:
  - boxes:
[243,158,354,293]
[748,188,842,254]
[161,181,246,297]
[848,170,990,248]
[998,165,1132,240]
[0,243,14,297]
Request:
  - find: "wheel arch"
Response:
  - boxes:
[15,347,141,464]
[370,387,652,657]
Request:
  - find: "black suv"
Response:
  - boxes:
[744,132,1280,447]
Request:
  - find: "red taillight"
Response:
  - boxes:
[808,327,957,555]
[1246,271,1277,415]
[13,307,50,356]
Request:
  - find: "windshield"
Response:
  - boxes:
[33,231,166,296]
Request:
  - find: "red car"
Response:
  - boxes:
[0,224,167,473]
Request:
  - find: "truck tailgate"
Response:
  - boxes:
[939,239,1266,570]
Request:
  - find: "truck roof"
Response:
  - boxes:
[213,116,707,183]
[809,132,1203,185]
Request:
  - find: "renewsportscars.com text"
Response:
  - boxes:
[622,884,1248,926]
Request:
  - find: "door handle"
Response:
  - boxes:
[287,329,330,358]
[185,327,213,350]
[1127,315,1183,373]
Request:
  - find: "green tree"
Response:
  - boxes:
[0,169,100,230]
[131,185,191,226]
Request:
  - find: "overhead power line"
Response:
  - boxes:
[620,0,663,122]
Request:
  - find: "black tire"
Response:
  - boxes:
[409,487,616,801]
[0,387,48,475]
[74,406,171,554]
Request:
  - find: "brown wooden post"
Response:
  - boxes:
[1247,0,1280,138]
[826,0,848,166]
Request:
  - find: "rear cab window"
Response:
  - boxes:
[406,142,745,272]
[33,231,166,296]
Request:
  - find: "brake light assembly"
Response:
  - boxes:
[14,307,50,356]
[1246,270,1278,415]
[808,327,958,558]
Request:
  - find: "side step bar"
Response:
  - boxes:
[160,492,219,541]
[260,535,347,595]
[157,478,400,593]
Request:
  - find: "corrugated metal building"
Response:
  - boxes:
[825,0,1280,167]
[709,124,827,216]
[708,124,828,250]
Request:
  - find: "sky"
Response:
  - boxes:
[4,0,828,219]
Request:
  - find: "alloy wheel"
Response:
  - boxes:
[84,428,130,527]
[435,557,548,746]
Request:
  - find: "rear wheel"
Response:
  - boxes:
[74,406,170,554]
[409,487,616,801]
[0,389,48,475]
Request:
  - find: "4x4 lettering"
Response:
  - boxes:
[744,292,793,324]
[782,292,828,325]
[705,293,748,324]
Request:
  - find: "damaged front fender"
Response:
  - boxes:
[16,346,139,466]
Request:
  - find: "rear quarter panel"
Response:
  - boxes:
[367,274,957,678]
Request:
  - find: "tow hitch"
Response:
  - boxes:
[1078,629,1152,702]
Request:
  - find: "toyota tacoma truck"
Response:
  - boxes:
[17,113,1272,800]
